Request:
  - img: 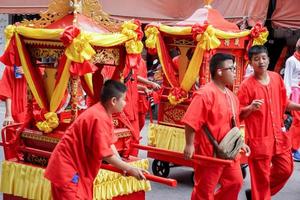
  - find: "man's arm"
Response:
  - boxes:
[183,125,195,160]
[137,84,151,95]
[239,99,264,120]
[3,98,14,126]
[110,144,121,159]
[103,154,147,180]
[137,76,161,90]
[287,101,300,111]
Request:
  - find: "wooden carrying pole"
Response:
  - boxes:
[131,144,233,165]
[101,164,177,187]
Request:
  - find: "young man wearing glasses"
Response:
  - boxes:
[183,53,249,200]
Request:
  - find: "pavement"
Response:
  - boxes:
[0,103,300,199]
[139,120,300,200]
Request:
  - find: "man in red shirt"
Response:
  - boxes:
[45,80,146,200]
[183,53,250,200]
[238,45,300,200]
[0,65,27,126]
[136,58,160,130]
[123,58,140,156]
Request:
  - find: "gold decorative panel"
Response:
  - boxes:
[21,131,60,144]
[19,0,122,31]
[91,48,120,65]
[173,39,195,46]
[28,48,64,61]
[81,0,122,32]
[19,0,71,28]
[160,102,187,126]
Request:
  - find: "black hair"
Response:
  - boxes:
[100,80,127,103]
[209,53,235,78]
[248,45,268,60]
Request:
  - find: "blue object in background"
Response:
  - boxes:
[71,173,79,184]
[13,65,22,79]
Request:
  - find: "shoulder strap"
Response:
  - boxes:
[225,89,237,127]
[203,125,219,149]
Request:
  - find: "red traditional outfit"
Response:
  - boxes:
[45,103,116,200]
[0,66,27,123]
[238,71,293,200]
[123,59,140,156]
[182,82,243,200]
[137,58,149,130]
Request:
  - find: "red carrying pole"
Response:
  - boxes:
[132,144,233,165]
[101,164,177,187]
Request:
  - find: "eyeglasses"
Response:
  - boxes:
[220,67,236,73]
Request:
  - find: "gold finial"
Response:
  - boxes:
[72,0,82,25]
[204,0,213,8]
[72,0,82,14]
[204,0,213,4]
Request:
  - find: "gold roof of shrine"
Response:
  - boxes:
[18,0,122,32]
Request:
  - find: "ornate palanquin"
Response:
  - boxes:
[0,0,156,199]
[143,1,268,177]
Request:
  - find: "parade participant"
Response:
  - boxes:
[45,80,147,200]
[284,38,300,161]
[123,56,140,156]
[137,57,160,130]
[183,53,250,200]
[238,45,300,200]
[0,65,27,126]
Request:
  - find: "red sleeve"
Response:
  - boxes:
[237,82,251,108]
[91,119,113,159]
[0,66,13,100]
[181,93,209,132]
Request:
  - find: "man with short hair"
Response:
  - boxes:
[45,80,147,200]
[238,45,300,200]
[183,53,249,200]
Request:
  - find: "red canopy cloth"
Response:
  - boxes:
[176,7,239,31]
[101,0,269,26]
[271,0,300,29]
[0,0,269,26]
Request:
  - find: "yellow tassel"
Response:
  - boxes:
[93,159,151,200]
[148,123,185,152]
[0,160,151,200]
